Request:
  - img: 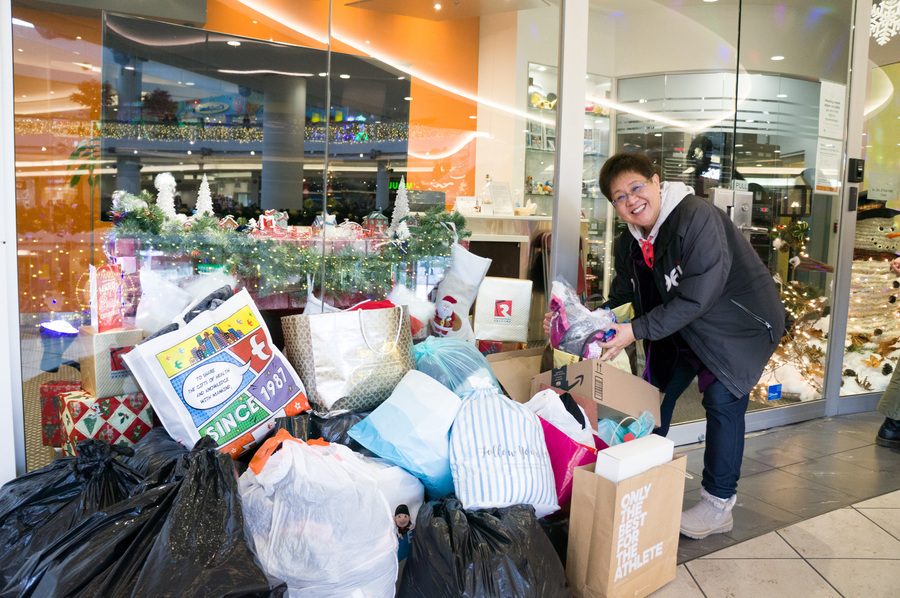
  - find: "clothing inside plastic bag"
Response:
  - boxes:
[2,437,286,598]
[0,440,142,590]
[548,277,616,358]
[398,497,572,598]
[240,430,397,598]
[413,336,500,396]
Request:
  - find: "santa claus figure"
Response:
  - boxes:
[432,295,462,336]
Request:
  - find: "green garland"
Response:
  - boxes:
[108,201,470,299]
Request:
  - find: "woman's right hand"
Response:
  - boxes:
[542,312,553,335]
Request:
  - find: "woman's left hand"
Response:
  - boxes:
[597,322,636,362]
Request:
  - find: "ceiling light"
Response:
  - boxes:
[252,20,257,24]
[16,48,23,52]
[654,133,662,137]
[771,55,785,61]
[124,66,134,71]
[187,150,192,155]
[250,151,255,155]
[227,41,241,47]
[404,97,413,101]
[777,93,787,98]
[703,0,719,3]
[319,72,327,77]
[340,74,350,79]
[434,3,442,9]
[469,115,477,119]
[398,76,405,80]
[186,82,195,86]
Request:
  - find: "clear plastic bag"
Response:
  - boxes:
[548,278,616,359]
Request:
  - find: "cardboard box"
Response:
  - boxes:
[594,434,675,483]
[485,346,544,405]
[487,348,661,429]
[78,324,145,399]
[532,358,661,425]
[567,455,686,598]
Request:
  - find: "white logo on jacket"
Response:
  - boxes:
[665,265,683,291]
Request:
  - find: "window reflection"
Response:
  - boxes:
[100,13,411,225]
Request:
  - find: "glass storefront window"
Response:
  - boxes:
[844,25,900,396]
[586,0,854,425]
[7,0,868,474]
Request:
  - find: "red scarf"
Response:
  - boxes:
[639,238,654,269]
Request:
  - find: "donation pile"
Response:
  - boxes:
[9,239,685,598]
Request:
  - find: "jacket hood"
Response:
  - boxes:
[627,181,694,245]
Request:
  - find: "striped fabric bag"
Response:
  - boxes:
[449,385,559,518]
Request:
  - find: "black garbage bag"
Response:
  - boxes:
[398,497,572,598]
[118,427,188,486]
[2,437,285,598]
[309,410,376,457]
[0,440,142,589]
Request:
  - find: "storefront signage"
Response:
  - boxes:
[814,139,840,195]
[195,102,231,115]
[868,171,900,205]
[818,81,846,141]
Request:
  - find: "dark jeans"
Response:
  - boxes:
[652,356,749,500]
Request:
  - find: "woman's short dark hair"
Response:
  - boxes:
[599,152,657,202]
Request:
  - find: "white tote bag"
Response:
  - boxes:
[473,276,533,342]
[124,288,309,458]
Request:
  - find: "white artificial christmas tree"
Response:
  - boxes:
[154,172,177,221]
[390,176,410,236]
[195,174,214,217]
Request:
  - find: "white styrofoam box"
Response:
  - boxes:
[594,434,675,483]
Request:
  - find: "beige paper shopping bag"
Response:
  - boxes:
[566,455,687,598]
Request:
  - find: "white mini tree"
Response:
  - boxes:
[154,172,177,221]
[390,175,410,236]
[195,174,214,217]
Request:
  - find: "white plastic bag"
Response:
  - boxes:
[449,384,559,518]
[524,389,595,448]
[240,431,398,598]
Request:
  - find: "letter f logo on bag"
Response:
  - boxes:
[494,300,512,320]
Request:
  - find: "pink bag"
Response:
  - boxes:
[539,416,602,510]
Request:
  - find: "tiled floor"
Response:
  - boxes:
[653,411,900,597]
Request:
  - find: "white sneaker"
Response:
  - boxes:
[680,488,736,539]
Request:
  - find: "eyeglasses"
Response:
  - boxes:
[611,179,652,207]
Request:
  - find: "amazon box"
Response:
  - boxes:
[532,358,661,425]
[78,324,145,399]
[487,349,661,429]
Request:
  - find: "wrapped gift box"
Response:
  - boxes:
[78,324,145,399]
[39,381,82,446]
[59,390,155,456]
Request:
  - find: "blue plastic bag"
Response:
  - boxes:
[596,411,656,447]
[413,336,501,396]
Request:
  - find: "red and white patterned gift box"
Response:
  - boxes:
[59,390,155,456]
[40,381,82,447]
